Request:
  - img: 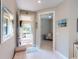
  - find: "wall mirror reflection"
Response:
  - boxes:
[1,7,14,43]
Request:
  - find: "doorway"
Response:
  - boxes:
[18,15,34,47]
[36,11,55,51]
[19,22,33,46]
[40,13,53,51]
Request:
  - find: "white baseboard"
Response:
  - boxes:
[55,51,69,59]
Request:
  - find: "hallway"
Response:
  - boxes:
[0,0,78,59]
[14,40,63,59]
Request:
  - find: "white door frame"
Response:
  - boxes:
[37,11,56,51]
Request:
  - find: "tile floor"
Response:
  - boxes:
[14,40,63,59]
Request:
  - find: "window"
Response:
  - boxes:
[1,7,14,43]
[22,23,32,34]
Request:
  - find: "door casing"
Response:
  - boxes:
[36,11,56,51]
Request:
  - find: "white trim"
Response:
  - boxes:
[55,51,69,59]
[38,11,55,15]
[37,11,56,51]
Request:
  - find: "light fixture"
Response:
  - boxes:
[48,16,52,19]
[37,0,41,3]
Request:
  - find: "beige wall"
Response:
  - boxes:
[55,0,78,58]
[68,0,78,58]
[37,0,78,59]
[0,0,16,59]
[55,0,70,58]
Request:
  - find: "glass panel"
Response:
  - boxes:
[22,24,32,34]
[1,7,14,42]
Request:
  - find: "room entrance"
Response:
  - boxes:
[18,14,34,47]
[40,13,53,51]
[19,22,33,46]
[36,11,55,51]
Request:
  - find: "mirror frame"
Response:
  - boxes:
[1,6,14,43]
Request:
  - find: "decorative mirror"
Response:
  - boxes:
[1,6,14,43]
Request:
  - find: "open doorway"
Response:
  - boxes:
[40,13,53,51]
[36,11,55,51]
[18,15,34,47]
[19,22,33,46]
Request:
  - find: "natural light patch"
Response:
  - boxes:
[19,23,33,46]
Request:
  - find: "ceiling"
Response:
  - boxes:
[16,0,63,11]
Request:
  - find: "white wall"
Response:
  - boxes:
[41,19,49,35]
[37,0,78,59]
[55,0,78,58]
[68,0,78,58]
[0,0,16,59]
[55,0,70,58]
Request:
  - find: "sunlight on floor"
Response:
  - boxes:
[14,40,64,59]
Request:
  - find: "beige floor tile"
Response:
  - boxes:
[14,40,63,59]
